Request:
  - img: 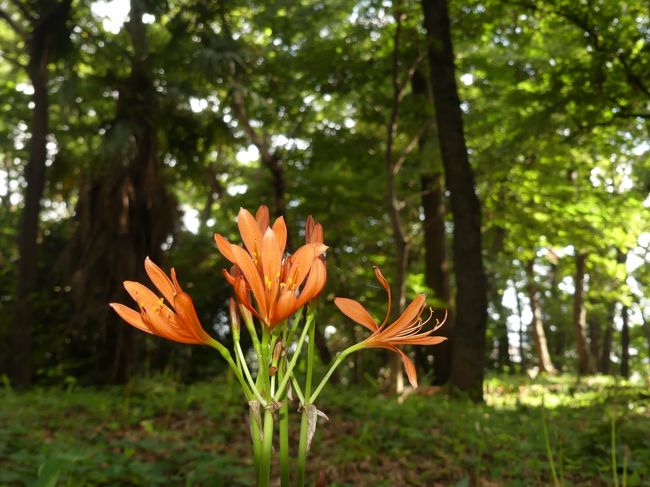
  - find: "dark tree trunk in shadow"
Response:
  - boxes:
[422,0,488,401]
[600,303,615,374]
[525,260,557,373]
[573,253,596,374]
[9,0,71,387]
[421,173,454,384]
[588,315,600,366]
[620,305,629,379]
[63,0,176,383]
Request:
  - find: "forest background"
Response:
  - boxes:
[0,0,649,485]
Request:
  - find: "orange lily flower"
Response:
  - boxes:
[214,206,327,328]
[334,267,447,387]
[109,257,217,347]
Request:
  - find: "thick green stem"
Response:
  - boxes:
[279,366,290,486]
[258,408,275,487]
[296,319,316,485]
[251,409,262,479]
[296,408,309,486]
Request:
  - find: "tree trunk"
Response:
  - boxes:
[600,303,615,374]
[9,0,71,387]
[421,173,454,384]
[572,253,596,374]
[422,0,488,401]
[620,305,629,379]
[62,0,176,383]
[588,315,600,365]
[10,63,48,388]
[525,260,557,373]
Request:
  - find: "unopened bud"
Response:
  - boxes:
[229,298,240,340]
[271,340,283,366]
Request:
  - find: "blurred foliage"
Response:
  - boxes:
[0,0,648,384]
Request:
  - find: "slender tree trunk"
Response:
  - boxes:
[573,253,596,374]
[422,0,488,401]
[620,305,629,379]
[10,63,48,387]
[600,303,615,374]
[421,173,454,384]
[525,260,556,373]
[9,0,71,387]
[588,315,601,365]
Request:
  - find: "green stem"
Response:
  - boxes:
[296,408,309,487]
[290,373,305,405]
[310,345,360,403]
[234,342,266,406]
[258,408,275,487]
[279,366,290,486]
[296,318,316,486]
[273,312,314,401]
[212,342,253,402]
[612,414,619,487]
[541,402,560,487]
[250,409,262,479]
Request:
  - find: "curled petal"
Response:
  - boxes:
[334,297,378,332]
[382,294,426,339]
[214,234,237,263]
[374,267,392,329]
[110,303,153,334]
[144,257,175,304]
[272,216,287,256]
[173,292,213,345]
[256,205,270,232]
[238,207,264,255]
[296,258,326,309]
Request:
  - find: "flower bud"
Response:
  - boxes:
[229,298,240,341]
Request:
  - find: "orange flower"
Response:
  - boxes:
[109,257,217,346]
[214,206,327,328]
[334,267,447,387]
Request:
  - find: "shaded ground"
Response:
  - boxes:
[0,374,648,486]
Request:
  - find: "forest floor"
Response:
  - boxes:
[0,373,649,486]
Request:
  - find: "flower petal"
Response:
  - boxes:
[272,216,287,256]
[334,297,378,332]
[110,303,153,334]
[374,267,392,329]
[296,258,326,309]
[383,294,426,339]
[256,205,270,232]
[230,246,268,320]
[214,234,237,263]
[173,291,214,345]
[238,207,264,256]
[144,257,175,304]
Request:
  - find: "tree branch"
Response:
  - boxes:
[0,8,26,37]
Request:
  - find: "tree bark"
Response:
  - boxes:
[62,0,176,383]
[620,305,629,379]
[572,253,596,374]
[600,303,615,374]
[422,0,488,401]
[587,315,601,365]
[8,0,71,387]
[525,260,556,373]
[421,173,454,383]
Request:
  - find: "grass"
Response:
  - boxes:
[0,373,648,486]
